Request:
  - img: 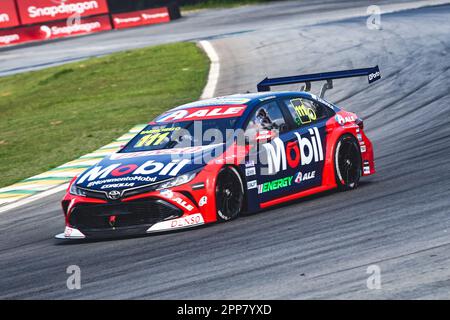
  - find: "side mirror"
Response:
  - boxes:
[279,123,289,133]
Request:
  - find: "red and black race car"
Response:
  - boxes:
[56,66,381,239]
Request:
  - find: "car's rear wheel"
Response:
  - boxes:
[215,166,244,221]
[334,134,362,191]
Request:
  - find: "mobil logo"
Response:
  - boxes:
[263,127,324,175]
[77,159,190,184]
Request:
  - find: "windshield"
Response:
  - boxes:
[120,117,239,153]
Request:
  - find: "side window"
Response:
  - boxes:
[283,98,330,127]
[246,101,287,132]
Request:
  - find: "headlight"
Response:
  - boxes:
[69,183,87,197]
[156,171,198,190]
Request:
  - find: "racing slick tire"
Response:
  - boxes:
[215,166,244,222]
[334,134,362,191]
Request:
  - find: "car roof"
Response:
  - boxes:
[168,91,313,112]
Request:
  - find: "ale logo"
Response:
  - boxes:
[295,171,315,183]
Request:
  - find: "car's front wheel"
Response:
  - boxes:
[334,134,362,191]
[215,166,244,221]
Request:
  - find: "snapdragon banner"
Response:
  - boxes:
[112,7,170,30]
[0,14,111,46]
[0,0,21,29]
[17,0,110,24]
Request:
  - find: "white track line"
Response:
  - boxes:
[0,183,69,214]
[199,40,220,100]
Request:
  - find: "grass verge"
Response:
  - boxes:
[0,42,209,188]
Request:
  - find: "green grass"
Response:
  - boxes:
[0,42,209,188]
[182,0,274,10]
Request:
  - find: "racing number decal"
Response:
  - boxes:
[290,99,317,125]
[134,132,170,147]
[134,127,180,148]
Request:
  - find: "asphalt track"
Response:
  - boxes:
[1,0,450,299]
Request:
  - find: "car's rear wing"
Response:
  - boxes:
[257,65,381,98]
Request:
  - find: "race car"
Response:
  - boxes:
[56,66,381,239]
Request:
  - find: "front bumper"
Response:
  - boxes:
[56,188,210,240]
[55,213,205,239]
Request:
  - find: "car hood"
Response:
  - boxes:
[74,144,223,192]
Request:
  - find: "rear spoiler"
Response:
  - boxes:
[257,65,381,98]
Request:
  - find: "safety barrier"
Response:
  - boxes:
[0,0,181,47]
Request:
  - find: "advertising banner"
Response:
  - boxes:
[0,14,112,47]
[0,0,21,29]
[112,7,170,30]
[17,0,110,24]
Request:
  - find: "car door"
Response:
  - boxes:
[242,100,294,203]
[278,95,334,193]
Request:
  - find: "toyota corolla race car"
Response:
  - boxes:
[56,66,381,239]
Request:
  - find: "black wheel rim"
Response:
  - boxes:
[216,169,243,219]
[338,140,361,186]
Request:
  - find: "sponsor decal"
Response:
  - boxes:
[263,127,324,175]
[335,114,356,126]
[161,190,195,211]
[199,196,207,207]
[86,176,156,188]
[40,20,104,39]
[134,132,171,148]
[77,159,190,184]
[360,145,367,153]
[133,126,182,148]
[258,176,293,194]
[0,33,20,45]
[63,226,85,238]
[0,14,9,23]
[363,161,371,174]
[368,70,381,83]
[170,214,201,227]
[147,213,204,232]
[110,144,222,160]
[245,160,255,168]
[155,105,247,123]
[160,189,174,199]
[357,133,363,141]
[172,197,194,212]
[290,99,317,125]
[65,227,74,237]
[0,0,20,28]
[316,96,335,110]
[17,0,109,24]
[247,180,257,190]
[100,183,134,190]
[140,127,181,134]
[180,98,250,108]
[245,167,256,177]
[0,14,112,47]
[112,7,170,30]
[255,130,276,141]
[294,171,315,183]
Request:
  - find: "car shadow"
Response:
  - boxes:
[55,181,373,245]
